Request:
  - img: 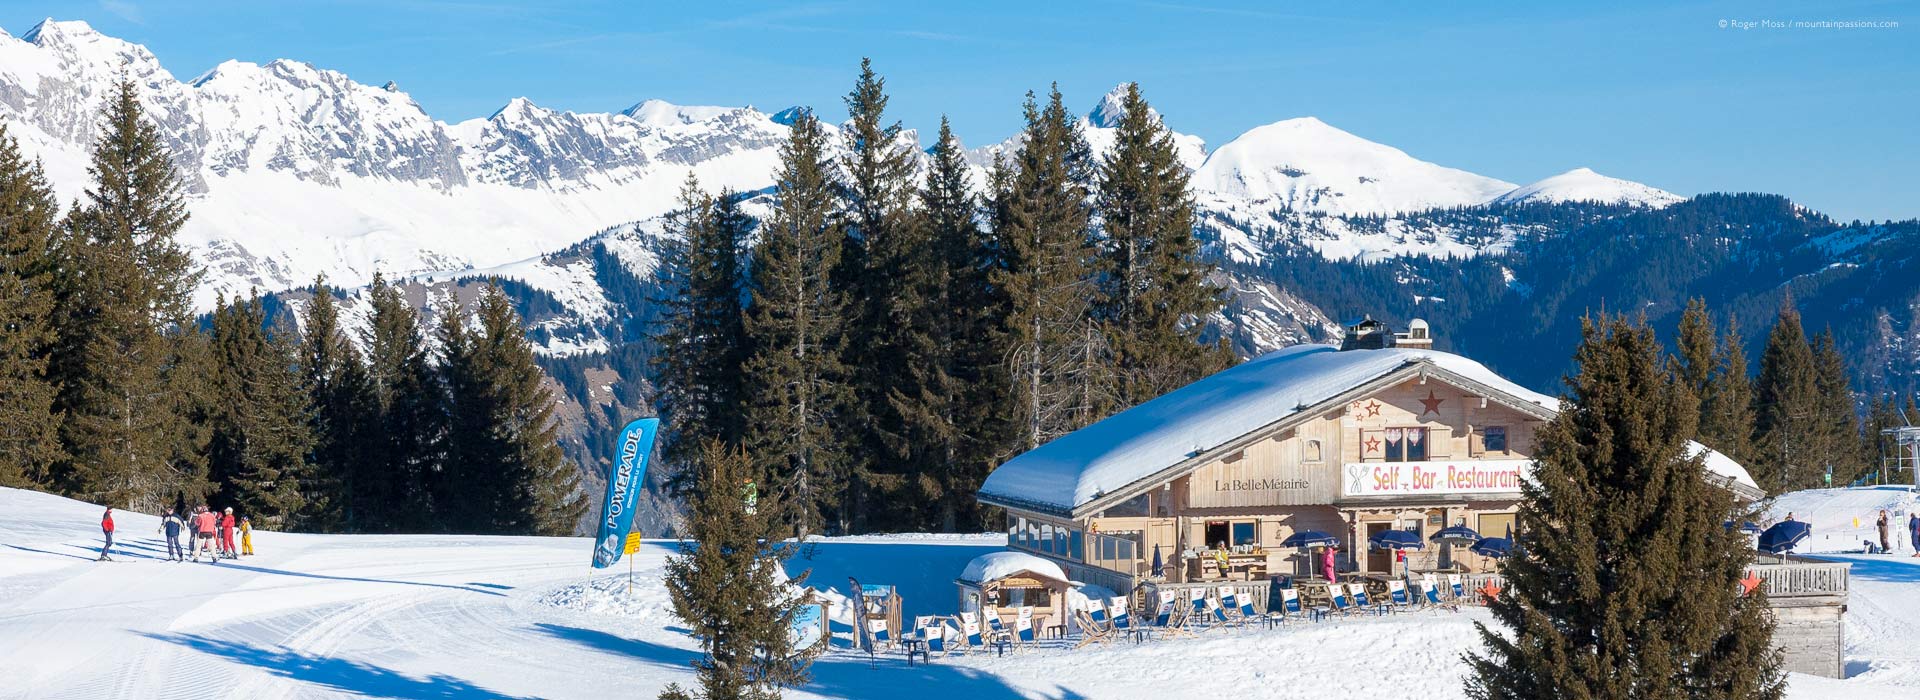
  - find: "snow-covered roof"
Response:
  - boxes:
[959,551,1070,585]
[978,344,1759,515]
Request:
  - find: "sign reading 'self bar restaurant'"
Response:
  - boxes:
[1342,459,1530,498]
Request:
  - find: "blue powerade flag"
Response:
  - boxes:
[591,417,660,568]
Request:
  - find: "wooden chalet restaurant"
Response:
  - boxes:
[973,317,1847,676]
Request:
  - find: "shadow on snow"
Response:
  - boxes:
[532,622,1088,700]
[139,632,535,699]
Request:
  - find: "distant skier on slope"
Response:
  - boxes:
[239,516,254,556]
[158,508,186,562]
[193,506,217,562]
[97,507,115,562]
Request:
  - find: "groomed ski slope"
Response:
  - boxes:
[1,486,1915,699]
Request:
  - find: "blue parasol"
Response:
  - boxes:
[1282,530,1340,549]
[1430,525,1481,544]
[1151,544,1164,578]
[1368,529,1425,551]
[1469,537,1512,558]
[1757,521,1812,554]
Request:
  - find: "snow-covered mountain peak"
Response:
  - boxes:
[1489,167,1682,208]
[622,99,744,128]
[1191,116,1516,216]
[1087,82,1138,129]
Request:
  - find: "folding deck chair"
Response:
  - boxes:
[1215,585,1239,627]
[1072,608,1117,650]
[1015,606,1036,646]
[957,611,984,652]
[1264,587,1304,628]
[1235,586,1258,621]
[1446,573,1466,601]
[1087,597,1111,631]
[1385,579,1414,613]
[1108,596,1133,632]
[1349,582,1385,616]
[1325,582,1354,617]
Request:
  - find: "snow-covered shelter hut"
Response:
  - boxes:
[977,319,1762,593]
[956,551,1072,636]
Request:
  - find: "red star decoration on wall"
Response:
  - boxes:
[1737,571,1763,597]
[1363,400,1382,417]
[1419,390,1444,417]
[1364,436,1381,453]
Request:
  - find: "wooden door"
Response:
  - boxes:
[1366,522,1391,573]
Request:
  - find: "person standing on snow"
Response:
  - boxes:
[220,508,238,559]
[159,508,186,561]
[1909,512,1919,557]
[1878,510,1891,554]
[97,507,115,562]
[193,506,218,562]
[239,516,254,556]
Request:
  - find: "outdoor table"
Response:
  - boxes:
[993,638,1012,656]
[902,638,927,666]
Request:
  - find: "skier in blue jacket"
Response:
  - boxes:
[158,508,186,562]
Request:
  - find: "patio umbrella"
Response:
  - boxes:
[1369,530,1425,576]
[1151,544,1164,578]
[1281,530,1340,549]
[1429,525,1481,544]
[1469,537,1512,559]
[1757,521,1812,554]
[1723,520,1763,534]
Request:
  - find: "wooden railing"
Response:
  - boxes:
[1751,557,1849,598]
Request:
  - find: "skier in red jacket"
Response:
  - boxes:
[97,507,115,562]
[219,507,238,560]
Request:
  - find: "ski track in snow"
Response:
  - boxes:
[3,486,1918,699]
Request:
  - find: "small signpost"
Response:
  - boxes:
[625,533,642,596]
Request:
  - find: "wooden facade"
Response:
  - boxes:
[1000,367,1550,586]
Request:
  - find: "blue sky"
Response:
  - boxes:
[6,0,1916,221]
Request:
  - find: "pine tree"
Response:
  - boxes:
[1700,320,1757,466]
[658,441,811,700]
[1093,82,1231,406]
[46,76,203,509]
[1752,301,1822,494]
[1676,299,1718,402]
[442,283,585,535]
[651,177,751,484]
[916,117,1004,532]
[834,59,924,532]
[0,125,65,488]
[299,278,378,531]
[1466,314,1784,700]
[993,86,1114,451]
[205,293,317,528]
[362,272,445,532]
[742,112,855,536]
[1811,330,1864,485]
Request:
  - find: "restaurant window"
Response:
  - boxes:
[1480,512,1517,540]
[1231,521,1258,547]
[1303,439,1324,463]
[1385,427,1428,462]
[1484,426,1508,453]
[1205,520,1229,548]
[1069,528,1084,560]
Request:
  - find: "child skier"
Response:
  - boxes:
[239,516,254,556]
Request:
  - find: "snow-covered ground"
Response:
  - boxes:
[2,485,1916,699]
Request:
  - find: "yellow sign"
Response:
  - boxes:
[624,533,642,555]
